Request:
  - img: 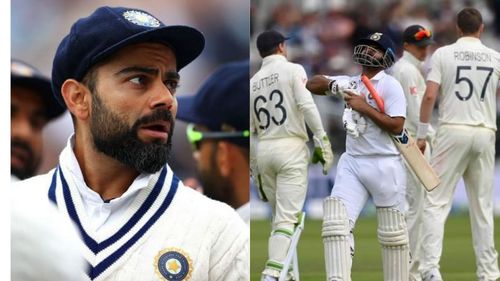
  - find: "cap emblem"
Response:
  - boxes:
[370,32,382,41]
[123,10,160,27]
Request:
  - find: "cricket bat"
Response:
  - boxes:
[361,75,440,191]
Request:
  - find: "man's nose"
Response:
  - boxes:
[149,80,174,111]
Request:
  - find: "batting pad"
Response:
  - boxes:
[377,207,410,281]
[264,228,293,278]
[322,197,352,281]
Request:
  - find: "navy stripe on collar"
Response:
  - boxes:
[90,175,180,279]
[48,166,58,205]
[47,165,178,280]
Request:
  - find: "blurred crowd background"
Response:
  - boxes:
[12,0,249,182]
[250,0,500,219]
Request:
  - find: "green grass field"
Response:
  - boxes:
[251,216,500,281]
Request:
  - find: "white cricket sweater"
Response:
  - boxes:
[13,138,249,281]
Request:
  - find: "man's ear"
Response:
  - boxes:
[61,79,92,121]
[278,42,285,53]
[216,141,232,177]
[479,23,485,35]
[456,24,464,37]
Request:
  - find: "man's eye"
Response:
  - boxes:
[129,76,146,85]
[165,80,179,91]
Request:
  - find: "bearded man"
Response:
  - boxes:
[13,6,248,281]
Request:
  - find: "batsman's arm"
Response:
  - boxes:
[306,75,331,95]
[306,75,353,96]
[417,81,439,153]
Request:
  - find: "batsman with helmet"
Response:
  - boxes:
[307,32,410,281]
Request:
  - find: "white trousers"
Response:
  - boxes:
[420,125,500,280]
[331,153,407,222]
[258,137,309,231]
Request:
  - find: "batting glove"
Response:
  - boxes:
[327,79,350,97]
[312,133,334,175]
[342,107,367,137]
[342,107,359,138]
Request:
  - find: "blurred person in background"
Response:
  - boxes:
[177,61,250,225]
[417,7,500,281]
[13,6,248,280]
[390,24,435,281]
[11,59,66,182]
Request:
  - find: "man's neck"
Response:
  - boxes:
[74,133,140,201]
[231,162,250,209]
[362,67,383,79]
[461,31,481,39]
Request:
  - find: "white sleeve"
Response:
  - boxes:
[426,49,442,84]
[292,65,326,136]
[382,76,406,118]
[209,207,249,281]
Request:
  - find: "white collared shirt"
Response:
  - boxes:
[325,70,406,156]
[427,37,500,130]
[61,136,150,234]
[250,54,326,140]
[13,135,250,281]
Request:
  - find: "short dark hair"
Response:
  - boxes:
[81,65,99,95]
[256,30,288,58]
[457,8,482,35]
[69,62,101,129]
[258,45,280,58]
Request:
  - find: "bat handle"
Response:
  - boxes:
[361,75,385,114]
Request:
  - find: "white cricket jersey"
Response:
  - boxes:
[391,51,435,136]
[13,136,249,281]
[250,54,325,140]
[326,71,406,156]
[427,37,500,130]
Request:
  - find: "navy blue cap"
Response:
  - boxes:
[176,61,249,146]
[52,6,205,107]
[11,59,65,120]
[256,30,290,55]
[403,25,434,46]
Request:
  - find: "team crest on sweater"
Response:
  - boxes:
[155,248,193,280]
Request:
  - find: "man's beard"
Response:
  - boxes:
[198,143,235,208]
[11,139,40,180]
[90,93,174,174]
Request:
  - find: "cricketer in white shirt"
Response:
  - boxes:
[417,9,500,280]
[13,136,249,281]
[307,31,410,281]
[251,51,333,279]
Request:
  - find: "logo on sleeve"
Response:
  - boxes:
[154,248,193,280]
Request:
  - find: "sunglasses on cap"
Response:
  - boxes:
[414,29,432,41]
[186,123,250,151]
